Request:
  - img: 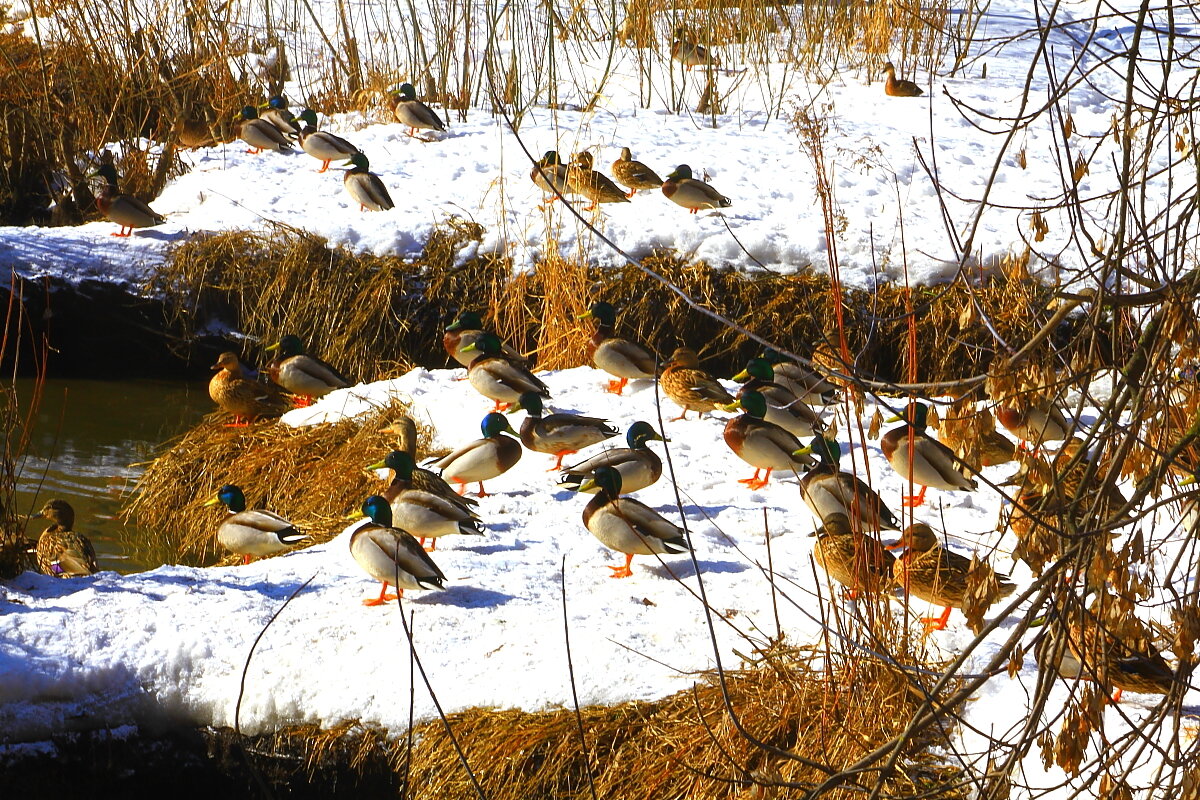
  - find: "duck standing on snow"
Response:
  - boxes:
[209,351,289,425]
[260,95,302,138]
[295,109,361,172]
[462,332,550,411]
[559,421,666,494]
[795,436,900,532]
[578,466,690,578]
[733,357,824,439]
[809,511,894,598]
[610,147,663,198]
[530,150,573,205]
[670,27,718,71]
[566,151,630,212]
[882,62,924,97]
[511,391,619,470]
[204,484,308,565]
[92,151,166,237]
[264,334,352,407]
[389,83,446,138]
[579,300,657,395]
[444,310,529,368]
[661,165,731,213]
[369,451,484,550]
[234,105,293,154]
[722,390,816,490]
[350,495,446,606]
[993,399,1071,451]
[660,346,734,421]
[29,499,98,578]
[427,412,523,497]
[342,153,395,211]
[380,417,480,510]
[886,522,1015,633]
[880,402,976,507]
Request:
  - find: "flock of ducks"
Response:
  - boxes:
[87,47,923,235]
[23,298,1181,702]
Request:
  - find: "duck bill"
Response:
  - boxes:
[793,445,814,458]
[577,477,598,493]
[460,342,479,353]
[732,369,751,382]
[578,309,595,320]
[719,399,743,412]
[366,459,387,471]
[264,341,282,352]
[202,496,221,508]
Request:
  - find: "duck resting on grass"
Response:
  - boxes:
[579,300,657,395]
[559,421,666,494]
[265,334,352,407]
[511,391,619,470]
[427,412,523,497]
[350,495,446,606]
[209,351,289,425]
[29,499,98,578]
[578,466,690,578]
[204,484,308,565]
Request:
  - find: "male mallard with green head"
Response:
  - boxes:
[880,402,976,507]
[350,495,446,606]
[722,390,816,490]
[511,391,619,470]
[795,436,899,532]
[463,332,550,411]
[559,421,666,494]
[368,451,484,550]
[296,109,361,172]
[92,152,166,237]
[427,412,523,497]
[579,300,656,394]
[389,83,446,138]
[733,357,824,439]
[342,153,395,211]
[265,334,352,407]
[444,310,529,368]
[234,105,292,153]
[578,466,690,578]
[204,484,308,565]
[661,165,731,213]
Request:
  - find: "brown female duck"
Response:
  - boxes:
[30,499,98,578]
[660,346,734,421]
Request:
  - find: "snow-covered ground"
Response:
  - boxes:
[2,365,1197,795]
[0,0,1193,290]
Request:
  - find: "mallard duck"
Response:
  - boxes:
[661,165,731,213]
[567,151,630,211]
[92,152,166,237]
[883,62,924,97]
[670,27,718,71]
[760,348,839,406]
[579,466,690,578]
[660,346,734,421]
[559,421,666,494]
[887,522,1015,632]
[296,109,361,172]
[369,451,484,550]
[380,418,479,510]
[261,95,302,138]
[611,147,663,197]
[994,400,1071,449]
[203,484,308,565]
[512,391,619,470]
[208,351,289,425]
[264,334,352,406]
[937,405,1017,470]
[29,499,97,577]
[342,153,394,211]
[722,390,816,490]
[795,436,900,532]
[463,332,550,411]
[1065,590,1175,701]
[880,402,976,507]
[443,310,529,368]
[579,300,656,394]
[350,495,446,605]
[389,83,446,138]
[809,512,894,597]
[530,150,573,204]
[733,357,824,439]
[427,412,523,496]
[234,105,292,153]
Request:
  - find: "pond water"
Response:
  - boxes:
[10,378,209,573]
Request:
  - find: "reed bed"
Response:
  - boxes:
[252,643,966,800]
[120,399,429,566]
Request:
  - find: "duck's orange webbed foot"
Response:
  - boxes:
[605,378,629,394]
[901,486,928,508]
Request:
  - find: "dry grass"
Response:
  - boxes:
[256,643,966,800]
[151,226,1076,389]
[119,399,429,566]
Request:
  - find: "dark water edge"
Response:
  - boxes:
[0,726,400,799]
